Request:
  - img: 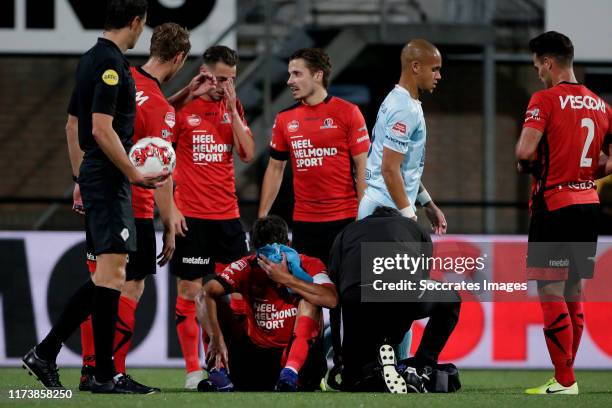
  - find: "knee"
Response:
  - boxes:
[178,279,202,301]
[121,279,145,302]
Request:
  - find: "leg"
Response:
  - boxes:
[112,279,144,374]
[537,280,575,387]
[176,278,204,376]
[564,276,583,365]
[277,300,321,390]
[91,253,127,383]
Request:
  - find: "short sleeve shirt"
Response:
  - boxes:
[269,96,370,221]
[68,38,136,162]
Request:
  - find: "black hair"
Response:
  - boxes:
[371,206,402,218]
[251,215,290,249]
[290,48,332,88]
[105,0,148,30]
[203,45,239,67]
[529,31,574,67]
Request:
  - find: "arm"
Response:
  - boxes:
[595,143,612,179]
[352,152,367,202]
[66,114,85,215]
[224,79,254,163]
[257,255,339,308]
[258,157,287,217]
[418,181,447,234]
[515,127,544,174]
[154,176,178,266]
[196,279,230,369]
[66,114,82,177]
[168,70,216,110]
[381,147,414,218]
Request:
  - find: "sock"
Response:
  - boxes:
[566,301,584,364]
[92,286,121,383]
[36,279,96,362]
[284,316,319,373]
[540,300,574,386]
[80,316,96,367]
[176,296,201,373]
[112,296,137,374]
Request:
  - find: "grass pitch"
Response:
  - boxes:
[0,368,611,407]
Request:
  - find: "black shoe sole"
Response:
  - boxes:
[22,362,63,390]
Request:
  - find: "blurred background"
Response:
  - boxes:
[1,0,612,234]
[1,0,612,369]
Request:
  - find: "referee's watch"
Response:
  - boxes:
[72,175,78,183]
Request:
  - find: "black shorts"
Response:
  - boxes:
[228,336,326,391]
[292,218,353,266]
[527,204,599,281]
[86,218,156,281]
[170,217,248,280]
[79,159,136,255]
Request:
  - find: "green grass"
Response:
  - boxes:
[0,368,611,407]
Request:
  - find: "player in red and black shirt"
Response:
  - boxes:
[198,216,338,391]
[258,48,370,266]
[166,46,255,388]
[77,23,191,393]
[516,32,612,395]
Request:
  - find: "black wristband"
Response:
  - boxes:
[72,175,78,182]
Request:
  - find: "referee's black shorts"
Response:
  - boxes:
[86,218,156,281]
[527,203,599,281]
[292,218,354,266]
[79,159,136,256]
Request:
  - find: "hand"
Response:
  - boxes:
[206,337,229,370]
[222,77,237,114]
[424,202,447,235]
[189,68,217,98]
[157,224,175,266]
[257,254,292,286]
[130,169,170,189]
[72,183,85,215]
[172,207,188,237]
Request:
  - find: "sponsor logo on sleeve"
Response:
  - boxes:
[391,121,407,136]
[525,107,540,122]
[102,69,119,86]
[164,112,176,128]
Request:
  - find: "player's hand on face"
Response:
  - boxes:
[72,183,85,215]
[157,225,175,266]
[222,77,237,112]
[206,337,229,370]
[189,68,217,98]
[257,253,291,285]
[424,203,447,235]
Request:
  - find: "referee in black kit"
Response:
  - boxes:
[23,0,167,394]
[327,206,461,393]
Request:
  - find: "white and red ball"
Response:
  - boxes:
[128,137,176,175]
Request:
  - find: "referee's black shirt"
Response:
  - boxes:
[68,37,136,161]
[328,215,432,297]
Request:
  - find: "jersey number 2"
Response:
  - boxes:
[580,117,595,167]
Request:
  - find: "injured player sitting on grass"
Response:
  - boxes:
[195,215,338,391]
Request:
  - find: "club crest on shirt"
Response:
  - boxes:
[320,117,337,129]
[221,112,231,124]
[391,121,407,136]
[287,120,299,132]
[164,112,176,128]
[187,114,201,127]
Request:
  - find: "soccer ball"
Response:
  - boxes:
[128,137,176,175]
